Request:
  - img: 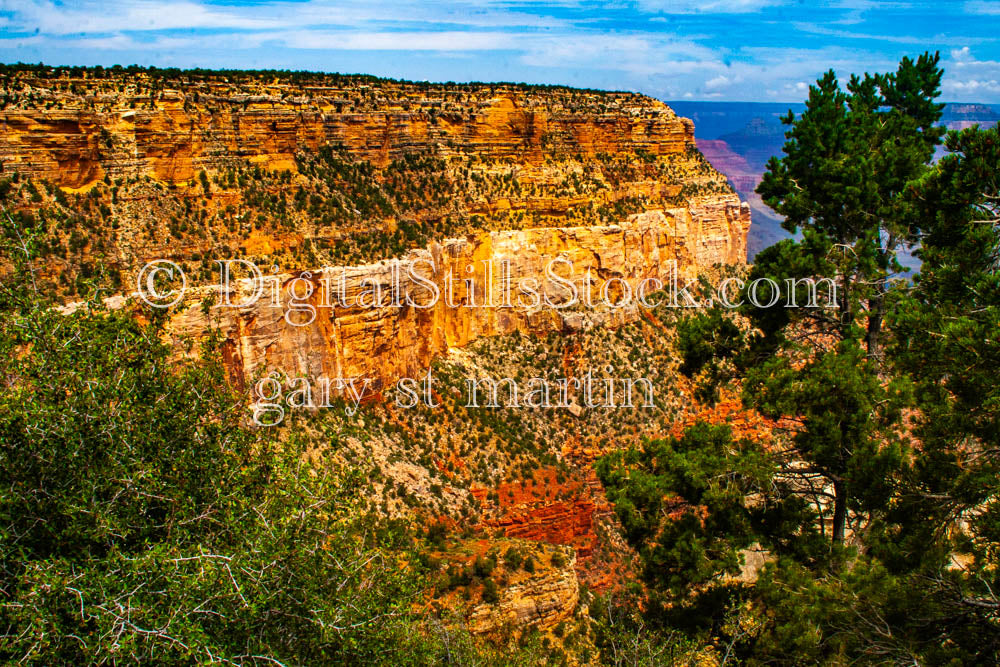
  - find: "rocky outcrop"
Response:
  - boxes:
[161,199,748,390]
[467,546,579,634]
[5,66,750,394]
[1,75,693,188]
[474,468,605,562]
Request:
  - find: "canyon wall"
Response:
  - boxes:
[1,75,694,189]
[0,96,697,188]
[164,198,748,389]
[1,67,749,391]
[0,68,755,622]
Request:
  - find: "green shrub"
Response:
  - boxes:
[504,547,524,569]
[482,578,499,604]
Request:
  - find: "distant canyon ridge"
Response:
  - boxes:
[671,100,1000,259]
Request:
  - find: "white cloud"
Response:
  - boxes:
[794,22,927,45]
[704,75,730,89]
[704,74,744,90]
[3,29,512,53]
[942,47,1000,98]
[964,1,1000,14]
[514,32,722,79]
[636,0,788,14]
[948,46,1000,68]
[944,78,1000,93]
[258,30,519,51]
[0,0,282,34]
[0,0,572,35]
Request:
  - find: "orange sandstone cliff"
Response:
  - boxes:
[0,66,756,631]
[164,201,748,391]
[0,67,749,387]
[2,73,699,187]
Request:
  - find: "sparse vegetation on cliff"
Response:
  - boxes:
[0,61,738,301]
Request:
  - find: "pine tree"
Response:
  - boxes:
[756,51,945,361]
[882,125,1000,655]
[742,52,945,546]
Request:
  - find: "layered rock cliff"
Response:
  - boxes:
[1,86,696,188]
[164,200,747,390]
[467,544,579,635]
[0,65,749,389]
[1,65,755,650]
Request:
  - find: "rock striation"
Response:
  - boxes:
[2,66,749,394]
[2,70,697,189]
[163,199,748,390]
[467,545,579,635]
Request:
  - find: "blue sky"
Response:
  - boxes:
[1,1,999,102]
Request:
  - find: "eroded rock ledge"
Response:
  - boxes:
[4,67,751,392]
[162,200,749,389]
